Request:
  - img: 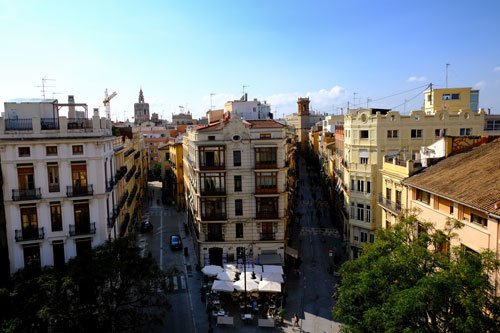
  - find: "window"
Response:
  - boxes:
[435,129,447,137]
[360,130,369,139]
[357,180,364,192]
[72,145,84,155]
[470,213,487,227]
[255,147,277,168]
[460,128,472,136]
[75,238,92,258]
[17,165,35,191]
[199,146,225,169]
[359,149,369,164]
[46,146,58,156]
[395,190,402,206]
[450,204,454,215]
[350,203,355,219]
[71,162,88,189]
[200,173,225,194]
[50,202,62,231]
[236,223,243,238]
[360,157,368,164]
[387,130,398,138]
[261,222,274,240]
[350,179,355,191]
[52,241,65,268]
[233,150,241,166]
[367,181,371,193]
[369,234,375,243]
[357,204,364,221]
[235,199,243,216]
[234,175,242,192]
[260,133,271,139]
[451,93,460,100]
[256,197,278,218]
[416,189,430,205]
[366,205,371,222]
[485,119,500,131]
[208,136,215,141]
[23,244,40,271]
[361,231,368,243]
[386,187,392,201]
[47,163,60,192]
[255,172,277,193]
[411,129,422,138]
[18,147,30,157]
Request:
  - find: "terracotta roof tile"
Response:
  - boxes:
[245,120,285,128]
[404,139,500,215]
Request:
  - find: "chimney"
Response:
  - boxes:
[68,95,76,118]
[93,108,99,117]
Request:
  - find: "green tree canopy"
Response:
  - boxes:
[333,213,500,333]
[1,237,169,333]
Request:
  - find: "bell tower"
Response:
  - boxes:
[297,97,311,147]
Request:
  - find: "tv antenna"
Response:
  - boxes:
[445,63,450,88]
[35,76,55,99]
[242,84,249,96]
[210,93,216,110]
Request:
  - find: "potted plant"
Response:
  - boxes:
[276,308,285,325]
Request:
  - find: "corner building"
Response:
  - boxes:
[183,114,289,267]
[1,97,116,273]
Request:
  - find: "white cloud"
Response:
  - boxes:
[474,80,486,88]
[494,66,500,72]
[407,76,427,82]
[265,85,347,115]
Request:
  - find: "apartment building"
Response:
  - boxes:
[183,114,290,268]
[0,97,115,273]
[167,141,185,209]
[224,94,272,120]
[403,139,500,293]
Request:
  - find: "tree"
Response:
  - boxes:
[1,237,169,332]
[333,213,500,333]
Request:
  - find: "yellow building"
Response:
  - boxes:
[423,86,479,114]
[403,139,500,294]
[342,107,485,258]
[168,142,185,209]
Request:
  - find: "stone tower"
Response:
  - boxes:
[134,88,150,124]
[297,97,311,147]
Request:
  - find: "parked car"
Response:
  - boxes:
[140,220,153,233]
[170,234,182,250]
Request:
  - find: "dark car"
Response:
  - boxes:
[140,220,153,233]
[170,234,182,250]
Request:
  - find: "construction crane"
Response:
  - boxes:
[103,89,117,119]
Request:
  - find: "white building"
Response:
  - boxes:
[1,96,116,272]
[225,94,272,120]
[183,114,290,267]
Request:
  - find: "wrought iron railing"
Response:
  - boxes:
[15,227,44,242]
[12,188,42,201]
[69,222,96,236]
[66,185,94,197]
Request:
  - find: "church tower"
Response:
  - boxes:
[134,88,150,124]
[297,97,310,147]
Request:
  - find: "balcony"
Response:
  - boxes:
[118,191,129,211]
[12,188,42,201]
[255,187,278,194]
[15,227,44,242]
[377,193,402,214]
[200,187,226,196]
[5,118,33,131]
[115,166,127,181]
[134,151,141,159]
[200,212,227,221]
[260,232,276,241]
[69,222,96,236]
[106,178,115,192]
[41,118,60,130]
[205,234,224,242]
[67,185,94,197]
[135,169,141,179]
[255,162,277,170]
[48,184,60,193]
[256,211,279,220]
[199,162,225,171]
[67,118,93,129]
[126,165,137,182]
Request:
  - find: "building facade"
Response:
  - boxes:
[1,97,115,273]
[224,94,272,120]
[183,115,290,267]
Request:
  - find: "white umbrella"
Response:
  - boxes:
[258,280,281,293]
[261,272,284,283]
[216,270,237,281]
[233,278,259,292]
[263,265,284,275]
[224,263,240,272]
[237,264,263,274]
[202,265,224,276]
[212,280,235,293]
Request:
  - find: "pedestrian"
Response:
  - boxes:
[293,313,300,327]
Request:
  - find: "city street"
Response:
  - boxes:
[141,156,344,333]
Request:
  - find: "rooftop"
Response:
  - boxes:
[403,139,500,215]
[6,98,57,104]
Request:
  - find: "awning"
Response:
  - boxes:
[258,254,282,265]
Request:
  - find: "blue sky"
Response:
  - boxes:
[1,0,499,120]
